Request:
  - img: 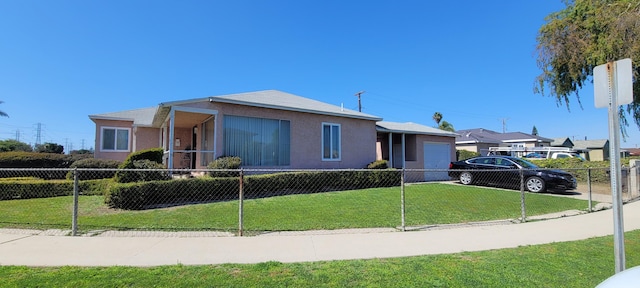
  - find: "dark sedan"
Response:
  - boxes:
[448,156,577,193]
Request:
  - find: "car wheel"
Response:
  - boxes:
[525,176,546,193]
[459,172,473,185]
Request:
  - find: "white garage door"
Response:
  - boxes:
[423,142,451,181]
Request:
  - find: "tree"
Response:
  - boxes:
[35,142,64,154]
[0,139,32,152]
[0,101,7,118]
[535,0,640,135]
[439,120,455,132]
[432,112,443,126]
[532,126,539,136]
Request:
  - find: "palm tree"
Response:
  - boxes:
[0,101,7,117]
[439,120,455,132]
[432,112,442,126]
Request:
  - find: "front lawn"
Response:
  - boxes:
[0,229,638,287]
[0,183,592,232]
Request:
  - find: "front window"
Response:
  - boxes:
[322,123,340,160]
[224,115,290,166]
[101,127,130,152]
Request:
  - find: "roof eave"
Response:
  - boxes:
[210,97,383,121]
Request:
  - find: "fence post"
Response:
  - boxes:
[238,169,244,237]
[400,169,405,232]
[587,168,592,212]
[520,169,526,223]
[630,159,640,199]
[72,168,79,236]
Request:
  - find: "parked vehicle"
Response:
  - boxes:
[488,146,588,161]
[525,151,586,161]
[448,156,577,193]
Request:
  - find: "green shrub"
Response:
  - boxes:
[527,158,610,183]
[114,160,170,183]
[457,150,480,161]
[114,148,166,183]
[105,177,239,210]
[0,179,73,200]
[66,158,121,180]
[118,148,164,168]
[0,151,73,168]
[207,156,242,177]
[367,160,388,169]
[105,170,402,210]
[0,178,112,200]
[0,152,74,179]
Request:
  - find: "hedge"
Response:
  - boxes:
[105,177,240,210]
[65,158,122,180]
[105,169,401,210]
[0,178,112,200]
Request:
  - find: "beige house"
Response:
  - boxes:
[573,139,610,161]
[90,90,457,175]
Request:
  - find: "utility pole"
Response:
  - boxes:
[354,91,365,112]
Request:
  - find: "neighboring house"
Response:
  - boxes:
[89,90,457,177]
[624,148,640,157]
[551,137,574,148]
[376,122,457,181]
[455,128,552,156]
[573,139,610,161]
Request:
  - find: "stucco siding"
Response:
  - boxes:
[134,127,161,151]
[177,101,378,169]
[404,135,456,170]
[93,119,134,162]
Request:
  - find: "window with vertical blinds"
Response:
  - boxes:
[223,115,290,166]
[322,123,341,160]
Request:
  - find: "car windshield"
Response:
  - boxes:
[510,157,538,169]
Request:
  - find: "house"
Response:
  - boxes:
[573,139,610,161]
[89,90,457,175]
[551,137,574,148]
[375,122,457,181]
[455,128,552,156]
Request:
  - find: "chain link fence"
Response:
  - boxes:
[0,167,637,237]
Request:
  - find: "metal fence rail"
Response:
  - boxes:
[0,167,637,237]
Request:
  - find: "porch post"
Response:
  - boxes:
[401,133,406,168]
[168,108,176,169]
[388,132,393,168]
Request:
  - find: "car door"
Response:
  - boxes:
[494,158,521,187]
[468,157,495,183]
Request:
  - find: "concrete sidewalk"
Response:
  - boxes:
[0,200,639,267]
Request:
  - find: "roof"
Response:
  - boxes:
[89,107,157,127]
[376,121,457,137]
[454,128,552,144]
[573,139,609,149]
[551,137,574,147]
[152,90,382,127]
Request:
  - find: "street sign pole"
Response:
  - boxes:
[607,61,625,274]
[594,58,633,274]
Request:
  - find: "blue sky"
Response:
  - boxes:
[0,0,634,152]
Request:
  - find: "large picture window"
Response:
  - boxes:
[322,123,341,160]
[224,115,290,166]
[101,127,130,152]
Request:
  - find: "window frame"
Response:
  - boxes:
[321,122,341,161]
[223,115,291,166]
[100,126,131,152]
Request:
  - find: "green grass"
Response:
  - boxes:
[0,229,638,287]
[0,183,591,232]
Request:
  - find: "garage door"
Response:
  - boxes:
[423,142,451,181]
